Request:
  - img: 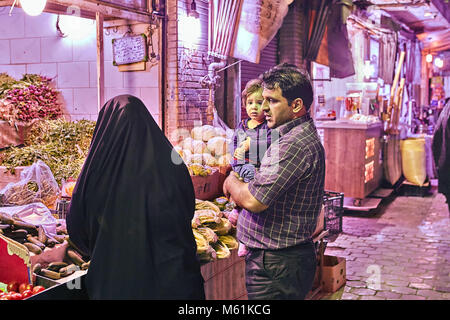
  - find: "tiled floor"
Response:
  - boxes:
[321,181,450,300]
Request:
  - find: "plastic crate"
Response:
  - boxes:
[51,198,70,219]
[323,191,344,235]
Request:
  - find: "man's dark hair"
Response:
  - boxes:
[260,63,314,110]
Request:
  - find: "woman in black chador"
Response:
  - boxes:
[67,95,205,299]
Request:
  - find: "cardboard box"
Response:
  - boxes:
[191,168,220,200]
[321,255,346,292]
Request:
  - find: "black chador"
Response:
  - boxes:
[67,95,205,299]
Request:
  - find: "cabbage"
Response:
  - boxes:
[219,235,239,250]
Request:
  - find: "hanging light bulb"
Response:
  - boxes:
[363,60,375,79]
[20,0,47,16]
[188,0,200,19]
[180,1,201,49]
[426,53,433,63]
[57,15,96,42]
[434,57,444,68]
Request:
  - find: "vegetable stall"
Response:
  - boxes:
[0,0,332,300]
[0,72,95,300]
[0,94,246,299]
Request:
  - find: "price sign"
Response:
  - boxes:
[112,34,148,66]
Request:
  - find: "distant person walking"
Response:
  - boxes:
[432,97,450,214]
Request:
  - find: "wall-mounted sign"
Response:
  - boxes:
[102,0,147,11]
[364,160,374,183]
[112,34,148,66]
[365,138,375,159]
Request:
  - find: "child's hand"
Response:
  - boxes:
[234,147,246,160]
[241,137,251,152]
[228,209,239,226]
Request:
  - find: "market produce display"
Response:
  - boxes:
[0,213,89,296]
[0,160,60,209]
[0,122,238,296]
[0,212,66,252]
[175,125,234,174]
[0,118,96,186]
[192,197,238,263]
[32,246,90,281]
[0,73,62,124]
[0,282,45,300]
[187,163,212,177]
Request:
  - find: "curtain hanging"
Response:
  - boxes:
[315,0,355,78]
[303,0,333,61]
[208,0,244,60]
[230,0,293,63]
[378,31,398,85]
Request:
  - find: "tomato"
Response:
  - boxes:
[21,290,33,299]
[9,293,23,300]
[7,281,19,293]
[19,283,33,294]
[32,286,45,294]
[0,295,10,300]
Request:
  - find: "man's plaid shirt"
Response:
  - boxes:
[237,114,325,250]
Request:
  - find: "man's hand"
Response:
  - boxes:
[223,174,268,213]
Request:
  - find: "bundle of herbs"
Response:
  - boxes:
[0,119,96,186]
[0,73,63,124]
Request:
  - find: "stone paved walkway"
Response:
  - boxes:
[321,182,450,300]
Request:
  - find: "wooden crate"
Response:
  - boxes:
[191,168,221,201]
[201,230,330,300]
[201,249,247,300]
[0,121,31,149]
[0,166,27,191]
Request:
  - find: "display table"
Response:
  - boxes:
[200,229,329,300]
[316,121,383,205]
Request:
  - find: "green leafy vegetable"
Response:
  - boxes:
[0,119,96,186]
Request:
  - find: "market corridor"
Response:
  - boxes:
[322,180,450,300]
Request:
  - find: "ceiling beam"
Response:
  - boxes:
[47,0,153,23]
[431,0,450,24]
[0,0,155,23]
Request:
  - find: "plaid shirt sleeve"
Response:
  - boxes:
[249,131,316,207]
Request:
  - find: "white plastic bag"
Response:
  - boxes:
[0,202,57,238]
[0,160,60,209]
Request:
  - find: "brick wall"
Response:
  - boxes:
[0,7,160,125]
[278,0,307,69]
[165,0,214,142]
[278,0,356,116]
[164,0,327,141]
